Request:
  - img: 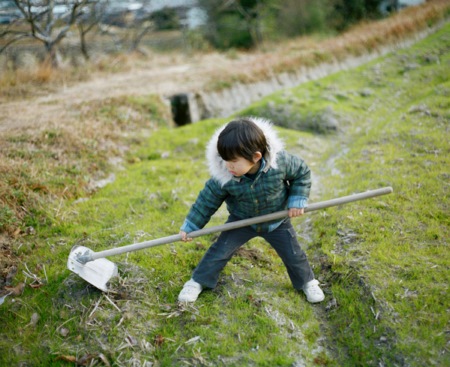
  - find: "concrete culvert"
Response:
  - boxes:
[170,93,192,126]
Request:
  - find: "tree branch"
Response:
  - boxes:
[0,34,30,53]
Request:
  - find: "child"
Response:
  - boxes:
[178,117,324,303]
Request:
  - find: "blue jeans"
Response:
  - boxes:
[192,216,315,290]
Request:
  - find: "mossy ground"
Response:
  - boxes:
[1,23,449,367]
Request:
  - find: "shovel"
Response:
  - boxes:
[68,187,393,291]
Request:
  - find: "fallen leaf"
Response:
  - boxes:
[5,282,25,296]
[55,355,78,363]
[12,228,21,238]
[154,334,165,347]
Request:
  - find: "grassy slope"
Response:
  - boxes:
[1,23,448,367]
[2,120,329,366]
[242,22,449,366]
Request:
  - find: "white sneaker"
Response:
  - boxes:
[303,279,325,303]
[178,279,203,303]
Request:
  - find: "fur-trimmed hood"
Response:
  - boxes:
[206,117,284,186]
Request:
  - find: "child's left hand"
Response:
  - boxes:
[288,208,304,217]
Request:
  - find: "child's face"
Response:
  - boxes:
[225,153,261,177]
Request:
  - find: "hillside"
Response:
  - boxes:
[1,18,448,367]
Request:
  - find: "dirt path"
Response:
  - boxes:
[1,17,443,134]
[0,51,258,133]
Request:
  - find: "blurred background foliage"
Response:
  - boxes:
[0,0,420,66]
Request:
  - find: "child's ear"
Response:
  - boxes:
[253,151,262,163]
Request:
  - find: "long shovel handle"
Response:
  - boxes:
[84,186,392,262]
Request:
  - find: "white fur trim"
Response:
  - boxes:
[206,117,284,186]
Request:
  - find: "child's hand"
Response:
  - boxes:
[180,231,192,242]
[288,208,304,217]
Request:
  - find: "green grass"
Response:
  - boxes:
[1,22,449,367]
[1,118,329,366]
[298,24,449,366]
[240,23,449,366]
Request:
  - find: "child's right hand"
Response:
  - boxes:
[180,231,192,242]
[288,207,304,217]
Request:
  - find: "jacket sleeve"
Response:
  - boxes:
[283,151,311,206]
[181,178,228,231]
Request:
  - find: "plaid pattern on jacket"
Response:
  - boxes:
[183,150,311,233]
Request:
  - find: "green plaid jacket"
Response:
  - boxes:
[182,151,311,233]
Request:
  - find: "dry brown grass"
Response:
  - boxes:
[0,95,171,235]
[0,61,56,98]
[0,52,140,100]
[205,0,450,87]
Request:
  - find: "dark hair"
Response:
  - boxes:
[217,118,267,162]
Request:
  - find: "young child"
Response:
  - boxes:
[178,117,324,303]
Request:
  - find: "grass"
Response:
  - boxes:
[2,119,329,366]
[241,22,449,366]
[0,94,171,235]
[1,17,449,367]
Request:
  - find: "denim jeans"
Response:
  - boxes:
[192,216,315,290]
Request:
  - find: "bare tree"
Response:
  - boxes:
[124,0,155,53]
[0,0,91,67]
[76,0,107,60]
[127,18,154,53]
[85,1,156,54]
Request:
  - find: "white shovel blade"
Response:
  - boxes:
[67,246,118,291]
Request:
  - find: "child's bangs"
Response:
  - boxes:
[218,142,241,161]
